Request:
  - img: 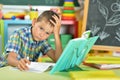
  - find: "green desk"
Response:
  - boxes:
[0,65,120,80]
[0,66,70,80]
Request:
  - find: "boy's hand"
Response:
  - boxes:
[17,58,31,71]
[50,7,61,18]
[50,15,61,35]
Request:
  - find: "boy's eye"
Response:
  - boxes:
[40,27,43,30]
[46,32,50,35]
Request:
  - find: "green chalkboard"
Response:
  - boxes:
[82,0,120,51]
[0,0,79,6]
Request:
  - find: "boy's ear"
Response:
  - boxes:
[32,18,37,27]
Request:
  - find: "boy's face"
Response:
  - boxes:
[32,19,54,41]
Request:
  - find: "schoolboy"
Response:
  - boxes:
[1,10,62,71]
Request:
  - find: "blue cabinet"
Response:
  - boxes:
[4,20,32,47]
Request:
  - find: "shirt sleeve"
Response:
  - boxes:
[5,31,21,54]
[41,40,52,55]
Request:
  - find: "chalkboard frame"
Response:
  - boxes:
[82,0,120,51]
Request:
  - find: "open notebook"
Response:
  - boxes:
[50,36,98,74]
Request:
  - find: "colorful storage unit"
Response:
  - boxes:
[61,0,78,38]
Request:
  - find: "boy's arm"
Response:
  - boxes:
[7,52,19,67]
[47,14,62,62]
[7,52,30,70]
[54,33,63,61]
[47,34,62,62]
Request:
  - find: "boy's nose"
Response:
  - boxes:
[40,32,45,37]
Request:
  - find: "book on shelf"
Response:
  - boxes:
[83,62,120,70]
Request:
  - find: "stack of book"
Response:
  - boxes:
[83,56,120,69]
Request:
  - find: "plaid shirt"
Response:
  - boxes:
[0,26,52,67]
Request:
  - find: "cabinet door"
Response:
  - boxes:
[61,20,78,38]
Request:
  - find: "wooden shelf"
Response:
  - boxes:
[61,20,75,25]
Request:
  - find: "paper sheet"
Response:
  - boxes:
[27,62,55,73]
[10,62,55,73]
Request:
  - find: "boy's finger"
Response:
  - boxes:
[17,64,23,71]
[18,61,27,70]
[20,59,30,70]
[50,19,55,26]
[21,59,26,65]
[24,58,31,65]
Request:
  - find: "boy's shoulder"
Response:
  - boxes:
[15,26,31,34]
[12,26,32,38]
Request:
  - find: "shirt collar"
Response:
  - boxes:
[28,27,35,43]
